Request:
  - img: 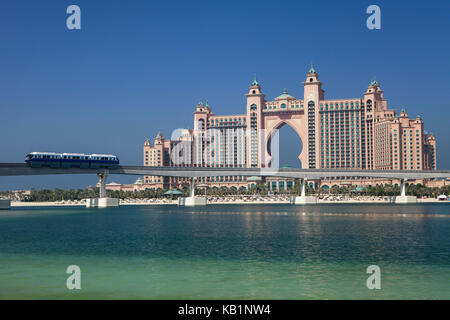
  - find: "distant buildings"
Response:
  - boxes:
[142,65,437,191]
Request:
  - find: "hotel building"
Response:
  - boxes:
[142,65,437,190]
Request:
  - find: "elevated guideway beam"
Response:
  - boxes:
[1,164,450,180]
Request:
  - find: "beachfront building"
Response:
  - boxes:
[142,65,437,191]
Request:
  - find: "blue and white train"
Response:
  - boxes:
[25,152,120,169]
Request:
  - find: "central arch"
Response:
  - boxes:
[264,115,307,168]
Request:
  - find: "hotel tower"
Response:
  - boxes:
[143,65,437,190]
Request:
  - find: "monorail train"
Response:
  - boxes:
[25,152,120,169]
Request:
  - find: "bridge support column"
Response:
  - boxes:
[0,198,11,210]
[292,178,317,205]
[394,179,417,204]
[179,177,207,206]
[98,172,108,198]
[86,171,119,208]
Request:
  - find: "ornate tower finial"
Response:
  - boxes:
[369,77,379,86]
[251,74,259,86]
[308,62,317,74]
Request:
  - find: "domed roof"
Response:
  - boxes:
[275,88,296,100]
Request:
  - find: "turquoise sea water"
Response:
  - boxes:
[0,203,450,299]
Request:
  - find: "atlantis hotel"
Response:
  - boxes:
[142,66,437,190]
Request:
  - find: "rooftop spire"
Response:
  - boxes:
[251,74,259,86]
[369,77,379,86]
[308,62,317,74]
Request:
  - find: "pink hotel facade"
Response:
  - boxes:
[142,66,437,191]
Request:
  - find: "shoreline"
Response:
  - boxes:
[8,197,449,207]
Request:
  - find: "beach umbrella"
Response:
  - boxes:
[164,190,173,195]
[171,189,182,195]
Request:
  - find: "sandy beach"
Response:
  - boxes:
[9,196,448,207]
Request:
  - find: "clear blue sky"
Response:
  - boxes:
[0,0,449,190]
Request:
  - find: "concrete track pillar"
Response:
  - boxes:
[86,171,119,208]
[98,172,108,198]
[292,178,317,205]
[179,177,207,206]
[394,178,417,204]
[0,198,11,210]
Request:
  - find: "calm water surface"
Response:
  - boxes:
[0,203,450,299]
